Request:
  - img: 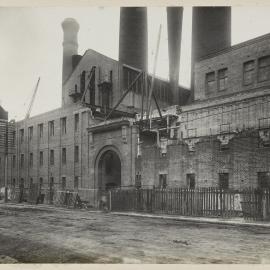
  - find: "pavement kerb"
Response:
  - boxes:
[111,211,270,228]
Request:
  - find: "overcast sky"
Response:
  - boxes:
[1,6,270,120]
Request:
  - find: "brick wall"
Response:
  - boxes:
[194,33,270,101]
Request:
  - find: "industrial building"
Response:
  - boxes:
[2,6,270,199]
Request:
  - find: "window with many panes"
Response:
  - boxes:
[74,146,79,163]
[186,174,196,189]
[20,154,24,168]
[62,148,66,165]
[19,129,24,143]
[74,113,79,132]
[49,121,54,136]
[29,153,33,168]
[61,177,66,190]
[243,60,255,85]
[61,117,67,135]
[39,151,43,166]
[74,176,79,190]
[258,172,270,189]
[258,55,270,82]
[219,173,229,189]
[38,123,43,138]
[218,68,228,91]
[28,126,33,141]
[12,155,16,168]
[50,150,54,165]
[159,174,167,189]
[205,71,215,93]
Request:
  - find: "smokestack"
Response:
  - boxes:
[61,18,80,85]
[167,7,183,105]
[119,7,148,71]
[191,7,231,100]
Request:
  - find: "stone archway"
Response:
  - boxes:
[96,147,121,190]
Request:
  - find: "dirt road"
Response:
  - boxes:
[0,203,270,263]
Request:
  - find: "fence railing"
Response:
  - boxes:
[110,188,270,221]
[4,185,270,221]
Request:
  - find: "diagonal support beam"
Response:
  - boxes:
[104,71,143,121]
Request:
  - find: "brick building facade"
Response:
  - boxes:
[3,19,270,192]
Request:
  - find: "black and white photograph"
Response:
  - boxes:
[0,1,270,264]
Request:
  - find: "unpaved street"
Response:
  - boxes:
[0,203,270,263]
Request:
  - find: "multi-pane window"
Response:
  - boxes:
[187,174,196,189]
[12,155,16,168]
[20,154,24,168]
[29,153,33,168]
[19,129,24,143]
[61,117,67,135]
[159,174,167,189]
[205,71,215,92]
[219,173,229,189]
[74,113,79,132]
[243,60,255,85]
[39,151,43,166]
[39,177,43,188]
[38,123,43,138]
[74,146,79,163]
[12,131,16,147]
[218,68,228,91]
[49,121,54,136]
[28,126,33,141]
[258,55,270,82]
[61,177,66,190]
[62,148,66,165]
[50,149,54,165]
[74,176,79,190]
[258,172,270,189]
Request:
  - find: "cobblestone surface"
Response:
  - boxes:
[0,203,270,263]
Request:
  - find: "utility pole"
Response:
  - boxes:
[4,120,8,202]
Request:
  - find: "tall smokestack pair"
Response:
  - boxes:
[119,7,183,105]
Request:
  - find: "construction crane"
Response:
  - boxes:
[25,77,40,119]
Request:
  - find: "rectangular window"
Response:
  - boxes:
[74,176,79,190]
[258,172,270,189]
[29,153,33,168]
[20,154,24,168]
[39,151,43,166]
[12,131,16,147]
[135,174,142,189]
[205,71,215,93]
[258,56,270,82]
[61,117,67,135]
[38,123,43,138]
[28,126,33,141]
[62,148,66,165]
[12,155,16,168]
[243,60,255,85]
[39,177,43,188]
[159,174,167,189]
[61,177,66,190]
[49,177,54,189]
[12,178,16,187]
[74,145,79,163]
[74,113,79,132]
[49,121,54,136]
[218,68,228,91]
[186,174,196,189]
[50,149,54,165]
[219,173,229,189]
[19,129,24,143]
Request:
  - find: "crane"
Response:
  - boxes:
[25,77,40,119]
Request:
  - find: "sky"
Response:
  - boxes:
[1,6,270,120]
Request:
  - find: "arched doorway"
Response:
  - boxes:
[97,149,121,190]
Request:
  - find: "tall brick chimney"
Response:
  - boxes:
[61,18,80,85]
[119,7,148,71]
